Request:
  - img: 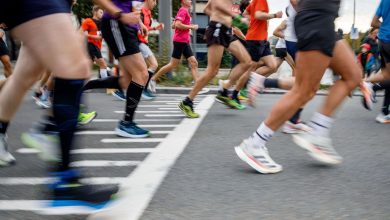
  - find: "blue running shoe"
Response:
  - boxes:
[112,90,126,101]
[141,90,154,100]
[115,120,150,138]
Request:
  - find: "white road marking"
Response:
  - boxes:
[89,95,215,220]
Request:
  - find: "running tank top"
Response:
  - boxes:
[284,4,297,42]
[275,38,286,49]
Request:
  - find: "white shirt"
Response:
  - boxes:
[284,4,297,42]
[275,38,286,49]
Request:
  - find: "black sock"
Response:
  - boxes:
[144,70,154,91]
[220,88,229,97]
[289,108,303,124]
[53,78,84,171]
[264,78,279,89]
[0,121,9,134]
[383,88,390,115]
[124,82,144,122]
[232,90,239,100]
[183,96,193,105]
[82,76,121,91]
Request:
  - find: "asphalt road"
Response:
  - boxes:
[0,92,389,220]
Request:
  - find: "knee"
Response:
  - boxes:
[268,61,278,73]
[189,59,198,69]
[293,85,318,105]
[73,58,92,79]
[241,58,253,71]
[348,67,364,89]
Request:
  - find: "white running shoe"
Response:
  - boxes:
[360,82,374,111]
[376,113,390,124]
[234,138,283,174]
[148,79,157,93]
[0,134,16,167]
[282,121,312,134]
[21,131,60,162]
[36,98,52,109]
[292,131,343,165]
[247,73,265,107]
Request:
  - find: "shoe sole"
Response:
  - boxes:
[78,112,98,126]
[115,128,150,138]
[215,96,243,110]
[234,147,282,174]
[376,118,390,124]
[292,134,342,165]
[21,133,59,162]
[178,104,199,118]
[112,93,126,101]
[36,101,51,109]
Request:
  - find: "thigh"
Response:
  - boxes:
[207,45,225,72]
[329,40,361,81]
[119,53,147,77]
[11,13,90,79]
[227,40,251,64]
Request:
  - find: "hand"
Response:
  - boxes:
[275,11,283,18]
[191,24,199,30]
[155,23,165,30]
[240,17,249,25]
[141,24,148,37]
[119,11,141,25]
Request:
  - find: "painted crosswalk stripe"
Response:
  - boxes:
[137,105,177,108]
[145,114,185,117]
[76,131,171,135]
[115,110,181,114]
[158,108,179,110]
[101,138,164,143]
[0,177,125,185]
[70,160,140,167]
[93,119,181,122]
[17,148,155,154]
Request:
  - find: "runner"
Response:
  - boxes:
[149,0,199,95]
[0,23,12,90]
[0,0,118,207]
[235,0,362,173]
[178,0,253,117]
[138,0,164,100]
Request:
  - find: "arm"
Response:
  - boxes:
[371,16,381,29]
[93,0,141,25]
[175,20,197,30]
[0,31,4,39]
[255,10,283,20]
[232,27,246,41]
[273,20,287,38]
[203,0,212,16]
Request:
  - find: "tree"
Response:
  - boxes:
[72,0,94,24]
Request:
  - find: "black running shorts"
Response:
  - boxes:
[246,40,272,62]
[205,21,237,48]
[379,40,390,68]
[0,0,72,29]
[275,48,287,59]
[295,10,337,57]
[101,19,140,59]
[87,43,103,60]
[0,39,9,57]
[171,42,194,59]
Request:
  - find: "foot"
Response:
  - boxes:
[235,138,282,174]
[292,131,343,165]
[360,82,374,111]
[216,92,243,110]
[115,120,150,138]
[247,73,265,107]
[376,113,390,124]
[0,134,16,167]
[21,130,60,162]
[78,111,98,126]
[112,90,126,101]
[36,98,52,109]
[148,79,157,93]
[141,90,155,101]
[282,121,311,134]
[178,101,199,118]
[231,97,246,110]
[238,88,248,101]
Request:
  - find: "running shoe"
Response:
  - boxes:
[178,101,199,118]
[0,134,16,167]
[141,90,154,101]
[78,111,98,126]
[148,79,157,93]
[115,120,150,138]
[32,91,42,102]
[36,98,52,109]
[376,113,390,124]
[247,73,265,107]
[231,97,247,110]
[360,82,374,111]
[292,131,343,165]
[21,131,60,162]
[216,92,243,110]
[234,138,283,174]
[282,121,311,134]
[238,88,248,101]
[112,90,126,101]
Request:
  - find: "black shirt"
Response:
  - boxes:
[298,0,341,16]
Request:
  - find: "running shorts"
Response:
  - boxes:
[139,42,154,59]
[101,19,140,59]
[295,10,337,57]
[87,43,103,60]
[246,40,272,62]
[379,40,390,68]
[205,21,237,48]
[275,48,287,59]
[0,39,9,57]
[171,42,193,59]
[0,0,72,29]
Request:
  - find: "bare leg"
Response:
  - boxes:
[187,56,199,82]
[0,55,12,77]
[255,55,278,77]
[366,63,390,83]
[151,58,180,81]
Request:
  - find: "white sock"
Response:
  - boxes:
[251,122,274,148]
[147,68,155,74]
[309,112,333,137]
[100,69,108,78]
